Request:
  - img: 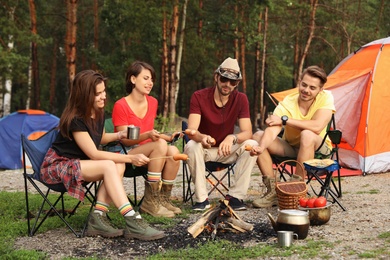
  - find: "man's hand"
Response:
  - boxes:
[265,114,283,127]
[250,145,265,156]
[217,135,236,156]
[201,135,215,149]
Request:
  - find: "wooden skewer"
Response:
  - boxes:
[149,154,189,161]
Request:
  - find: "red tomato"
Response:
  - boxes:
[299,197,308,208]
[306,198,316,208]
[314,196,327,208]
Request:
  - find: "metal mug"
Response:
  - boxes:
[277,230,298,247]
[127,125,140,140]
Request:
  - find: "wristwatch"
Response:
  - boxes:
[281,115,289,126]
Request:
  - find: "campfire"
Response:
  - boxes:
[188,200,253,239]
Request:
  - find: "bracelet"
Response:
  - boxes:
[117,131,121,140]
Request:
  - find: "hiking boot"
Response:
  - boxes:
[160,183,182,214]
[253,176,278,208]
[124,212,165,241]
[140,181,175,218]
[192,199,210,211]
[225,195,246,211]
[85,212,124,238]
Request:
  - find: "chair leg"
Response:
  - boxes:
[206,171,229,197]
[307,170,346,211]
[182,161,194,204]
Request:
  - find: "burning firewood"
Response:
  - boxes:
[187,200,253,239]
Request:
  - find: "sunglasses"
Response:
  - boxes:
[219,76,240,86]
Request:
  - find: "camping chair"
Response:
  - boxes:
[181,121,235,205]
[102,118,147,208]
[21,128,99,237]
[271,114,345,209]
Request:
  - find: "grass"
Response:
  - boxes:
[1,191,390,260]
[356,189,380,194]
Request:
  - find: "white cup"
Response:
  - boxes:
[277,230,298,247]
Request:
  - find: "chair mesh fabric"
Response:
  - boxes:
[22,128,59,181]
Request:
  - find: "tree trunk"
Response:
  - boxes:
[29,0,40,109]
[169,0,179,126]
[175,0,188,105]
[3,7,15,116]
[297,0,318,80]
[293,26,300,87]
[239,8,246,94]
[260,7,268,130]
[49,41,58,114]
[66,0,78,84]
[252,11,262,130]
[234,5,239,59]
[92,0,99,70]
[375,0,385,37]
[197,0,204,91]
[161,0,169,119]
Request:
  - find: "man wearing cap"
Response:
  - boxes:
[184,57,258,211]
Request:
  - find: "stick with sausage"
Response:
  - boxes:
[184,129,216,146]
[149,154,189,161]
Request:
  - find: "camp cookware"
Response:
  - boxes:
[267,209,310,239]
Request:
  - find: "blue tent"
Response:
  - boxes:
[0,110,59,169]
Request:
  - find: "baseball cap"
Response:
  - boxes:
[215,57,242,80]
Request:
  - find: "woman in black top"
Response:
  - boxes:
[41,70,164,241]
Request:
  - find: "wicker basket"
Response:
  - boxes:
[275,160,308,210]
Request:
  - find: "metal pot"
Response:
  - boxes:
[300,202,332,226]
[267,209,310,239]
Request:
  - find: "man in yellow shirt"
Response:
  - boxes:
[251,65,335,208]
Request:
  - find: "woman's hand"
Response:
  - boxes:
[129,154,150,166]
[117,129,127,140]
[148,129,161,142]
[170,131,182,142]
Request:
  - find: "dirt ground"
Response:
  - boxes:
[2,165,390,259]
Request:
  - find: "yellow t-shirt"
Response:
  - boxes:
[273,90,336,148]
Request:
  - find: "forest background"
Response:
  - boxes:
[1,0,389,131]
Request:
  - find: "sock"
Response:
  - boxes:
[119,203,139,218]
[147,171,161,182]
[94,201,109,215]
[162,178,174,185]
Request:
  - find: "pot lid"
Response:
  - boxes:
[279,209,308,216]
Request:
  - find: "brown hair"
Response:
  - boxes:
[125,61,155,94]
[300,65,328,87]
[59,70,106,139]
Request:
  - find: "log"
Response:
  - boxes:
[187,206,220,238]
[222,200,243,221]
[225,217,254,232]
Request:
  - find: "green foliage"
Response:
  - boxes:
[2,0,390,120]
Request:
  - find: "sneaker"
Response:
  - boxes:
[85,212,124,238]
[192,199,211,211]
[225,195,247,211]
[124,212,165,241]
